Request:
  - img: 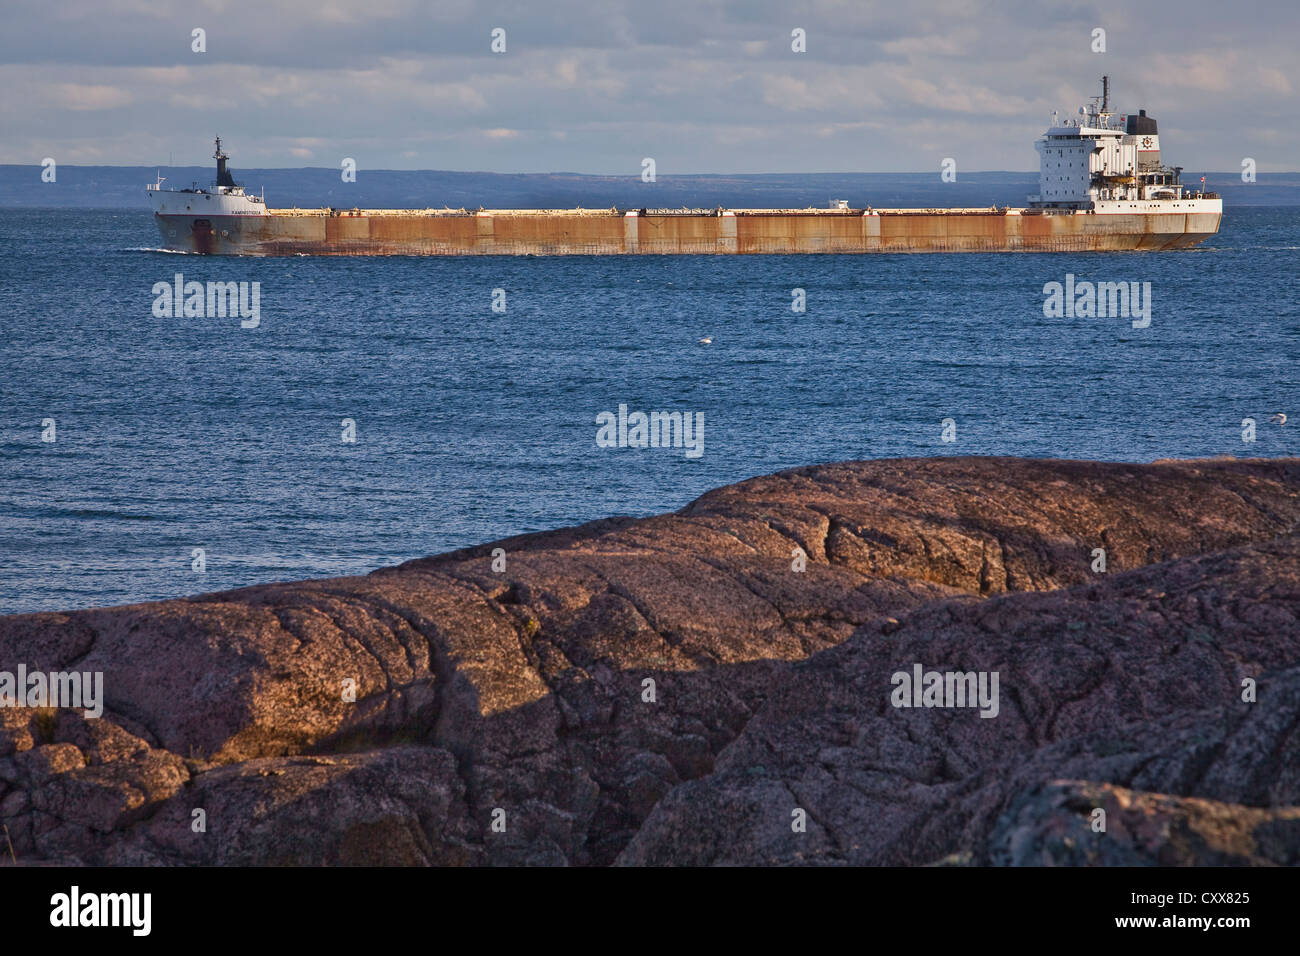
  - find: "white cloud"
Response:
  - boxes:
[46,82,132,110]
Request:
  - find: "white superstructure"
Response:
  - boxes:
[1028,76,1220,215]
[147,137,266,217]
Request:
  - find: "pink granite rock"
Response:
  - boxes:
[1,457,1297,865]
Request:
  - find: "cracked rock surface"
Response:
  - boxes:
[2,456,1298,865]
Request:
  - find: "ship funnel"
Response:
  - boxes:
[213,136,238,189]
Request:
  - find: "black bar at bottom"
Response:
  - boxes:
[0,865,1283,942]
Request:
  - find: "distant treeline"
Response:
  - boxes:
[2,166,1297,209]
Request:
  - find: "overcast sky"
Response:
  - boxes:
[3,0,1295,173]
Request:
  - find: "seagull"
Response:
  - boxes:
[698,337,713,345]
[1271,413,1287,425]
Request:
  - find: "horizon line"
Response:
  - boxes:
[4,164,1297,177]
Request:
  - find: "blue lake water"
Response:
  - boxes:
[0,205,1297,614]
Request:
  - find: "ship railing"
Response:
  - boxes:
[870,206,1006,216]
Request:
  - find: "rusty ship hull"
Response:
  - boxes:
[156,205,1223,256]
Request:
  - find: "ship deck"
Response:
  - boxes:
[265,206,1017,218]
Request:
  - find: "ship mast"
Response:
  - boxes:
[1088,75,1113,127]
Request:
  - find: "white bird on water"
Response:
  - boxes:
[698,337,713,345]
[1271,413,1287,425]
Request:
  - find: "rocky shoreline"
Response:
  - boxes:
[2,456,1298,865]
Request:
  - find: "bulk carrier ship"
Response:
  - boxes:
[148,78,1221,256]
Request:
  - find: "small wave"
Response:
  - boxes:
[66,508,162,521]
[1,504,163,522]
[123,246,195,254]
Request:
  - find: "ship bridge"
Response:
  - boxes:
[1029,76,1197,209]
